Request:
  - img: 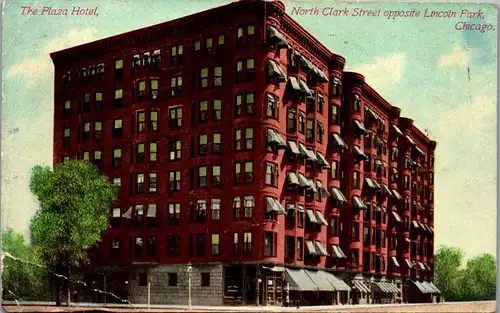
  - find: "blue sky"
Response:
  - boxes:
[2,0,497,259]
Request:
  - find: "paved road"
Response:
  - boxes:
[1,301,496,313]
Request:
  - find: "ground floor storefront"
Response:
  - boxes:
[64,263,441,306]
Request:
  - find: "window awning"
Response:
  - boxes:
[374,159,383,166]
[391,256,400,267]
[285,268,318,291]
[297,173,310,187]
[391,124,404,137]
[417,262,426,271]
[298,79,312,95]
[286,203,295,211]
[287,76,301,91]
[331,187,347,202]
[307,179,317,192]
[365,107,380,121]
[315,210,328,226]
[267,59,287,82]
[316,181,330,198]
[405,237,411,243]
[268,25,290,47]
[146,206,157,217]
[324,272,351,291]
[331,245,347,259]
[298,55,314,71]
[392,211,403,223]
[275,132,287,148]
[306,210,318,224]
[275,200,286,214]
[352,196,367,210]
[405,259,414,269]
[311,65,329,83]
[287,141,300,154]
[305,270,334,291]
[412,220,420,229]
[305,240,318,255]
[430,226,434,234]
[122,206,132,219]
[392,189,403,200]
[306,148,318,162]
[406,135,415,145]
[297,205,304,213]
[332,133,348,149]
[266,197,280,213]
[418,221,427,232]
[287,172,299,185]
[364,177,380,190]
[298,143,309,159]
[352,280,370,293]
[314,242,329,256]
[267,129,280,145]
[423,262,432,271]
[353,120,368,134]
[382,184,392,197]
[414,146,425,156]
[353,146,369,161]
[316,152,330,168]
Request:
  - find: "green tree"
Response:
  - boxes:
[434,246,464,301]
[1,228,50,301]
[29,160,117,306]
[460,253,496,301]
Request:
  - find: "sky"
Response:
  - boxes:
[2,0,498,260]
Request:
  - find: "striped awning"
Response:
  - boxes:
[392,189,403,199]
[391,256,400,267]
[392,211,403,223]
[331,187,347,202]
[331,245,346,259]
[352,280,370,293]
[405,259,414,269]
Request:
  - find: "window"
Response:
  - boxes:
[83,93,90,113]
[286,205,295,228]
[135,207,144,224]
[112,149,122,168]
[112,119,122,139]
[353,94,361,111]
[352,222,359,241]
[332,78,342,97]
[136,173,145,193]
[317,121,324,143]
[264,232,275,256]
[199,134,208,155]
[297,237,303,260]
[82,151,90,161]
[134,237,144,256]
[232,233,239,255]
[205,37,213,54]
[351,249,359,266]
[245,93,255,115]
[404,175,410,189]
[244,162,253,184]
[168,203,181,224]
[265,162,279,186]
[63,100,71,119]
[201,273,210,287]
[317,93,324,114]
[429,173,434,185]
[244,195,254,218]
[198,167,207,188]
[352,171,360,189]
[246,58,256,81]
[149,142,157,162]
[298,112,305,134]
[331,161,339,180]
[245,128,253,150]
[114,59,123,78]
[213,133,222,154]
[170,76,183,97]
[306,92,315,113]
[211,198,221,220]
[266,93,277,119]
[297,206,304,228]
[168,273,178,286]
[287,109,296,132]
[136,143,145,163]
[331,105,339,125]
[211,234,220,256]
[200,68,208,88]
[306,119,314,141]
[217,34,225,45]
[94,121,103,141]
[363,226,370,246]
[110,239,120,257]
[147,236,156,258]
[137,80,146,101]
[114,89,123,108]
[382,230,386,248]
[167,235,180,257]
[193,39,201,52]
[93,150,102,167]
[214,66,222,86]
[213,100,222,121]
[212,165,221,187]
[136,112,146,133]
[234,163,241,185]
[243,232,252,255]
[235,95,242,117]
[169,171,181,191]
[169,140,181,161]
[233,197,241,219]
[82,122,90,141]
[94,93,103,111]
[199,101,208,123]
[236,60,244,83]
[169,107,182,128]
[330,216,338,236]
[196,233,206,256]
[391,147,398,161]
[149,172,157,193]
[196,199,207,223]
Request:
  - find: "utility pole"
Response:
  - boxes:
[147,278,151,309]
[187,262,193,310]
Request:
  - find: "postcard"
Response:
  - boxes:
[1,0,497,312]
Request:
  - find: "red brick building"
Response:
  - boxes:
[50,0,440,306]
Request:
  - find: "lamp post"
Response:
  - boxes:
[186,262,193,310]
[285,282,290,307]
[125,281,128,303]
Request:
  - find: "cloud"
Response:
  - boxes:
[438,95,495,135]
[439,45,470,68]
[348,52,407,94]
[6,28,99,80]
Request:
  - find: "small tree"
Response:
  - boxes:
[2,228,50,301]
[460,253,496,301]
[434,246,464,301]
[29,160,117,306]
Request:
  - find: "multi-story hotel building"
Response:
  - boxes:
[50,0,440,306]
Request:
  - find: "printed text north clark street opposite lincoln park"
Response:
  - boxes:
[290,7,495,32]
[20,6,99,16]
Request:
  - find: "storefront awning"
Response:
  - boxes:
[332,133,348,149]
[287,76,301,91]
[314,242,329,256]
[316,151,330,168]
[392,189,403,200]
[372,282,392,293]
[287,172,299,185]
[305,270,334,291]
[324,272,351,291]
[384,282,400,293]
[352,196,367,210]
[412,280,428,294]
[305,240,318,255]
[315,210,328,226]
[427,281,441,294]
[352,280,370,293]
[267,59,287,82]
[262,265,285,272]
[306,210,318,224]
[331,245,346,259]
[287,141,300,154]
[353,146,369,161]
[331,187,347,202]
[392,211,403,223]
[285,268,318,291]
